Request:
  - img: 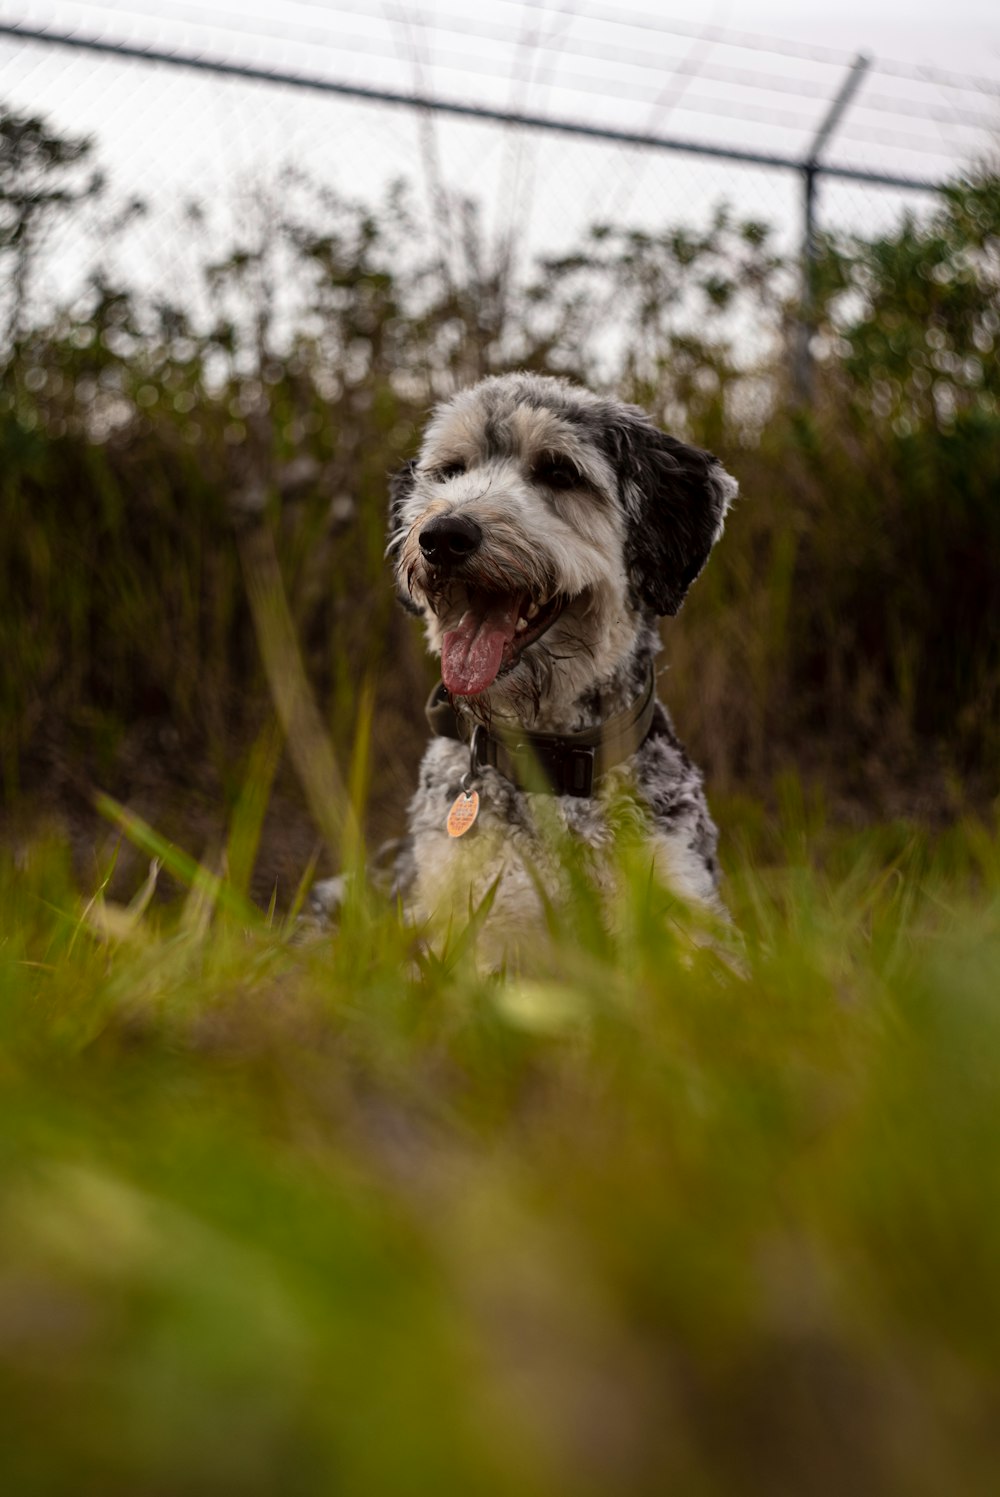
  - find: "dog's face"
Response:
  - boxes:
[389,374,736,717]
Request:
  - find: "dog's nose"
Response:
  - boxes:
[418,513,482,565]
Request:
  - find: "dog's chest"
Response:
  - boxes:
[404,724,724,950]
[407,738,619,932]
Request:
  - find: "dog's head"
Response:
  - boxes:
[388,373,736,716]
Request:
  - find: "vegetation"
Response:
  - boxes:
[2,795,1000,1493]
[2,105,998,870]
[0,104,998,1492]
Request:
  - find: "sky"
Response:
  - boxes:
[1,1,998,318]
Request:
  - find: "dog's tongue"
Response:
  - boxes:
[442,596,521,696]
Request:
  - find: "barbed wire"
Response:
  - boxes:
[462,0,1000,93]
[1,8,982,190]
[7,0,993,187]
[0,16,954,192]
[19,0,1000,105]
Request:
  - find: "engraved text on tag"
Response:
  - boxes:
[446,789,480,838]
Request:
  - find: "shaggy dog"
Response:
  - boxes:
[316,373,737,959]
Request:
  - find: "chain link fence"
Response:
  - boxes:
[3,10,983,369]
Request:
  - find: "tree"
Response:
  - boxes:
[0,106,103,346]
[812,172,1000,432]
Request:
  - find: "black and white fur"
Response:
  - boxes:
[317,373,736,959]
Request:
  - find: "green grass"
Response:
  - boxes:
[1,794,999,1496]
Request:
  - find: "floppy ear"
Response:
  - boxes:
[387,458,417,559]
[386,459,423,615]
[600,410,737,616]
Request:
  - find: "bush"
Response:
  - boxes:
[1,103,997,859]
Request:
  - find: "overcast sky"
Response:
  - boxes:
[1,1,998,314]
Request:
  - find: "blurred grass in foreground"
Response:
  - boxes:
[1,788,999,1496]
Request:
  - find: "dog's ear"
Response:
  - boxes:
[387,458,417,560]
[601,411,736,616]
[386,458,423,616]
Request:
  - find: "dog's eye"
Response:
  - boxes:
[434,460,466,481]
[534,458,583,492]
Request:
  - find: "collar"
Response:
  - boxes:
[425,670,657,798]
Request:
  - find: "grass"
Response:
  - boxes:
[1,782,999,1496]
[4,123,999,1491]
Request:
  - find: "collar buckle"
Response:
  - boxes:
[469,724,494,774]
[565,745,595,796]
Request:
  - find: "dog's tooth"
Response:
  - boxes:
[526,600,539,619]
[516,616,527,632]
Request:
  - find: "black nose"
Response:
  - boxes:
[418,513,482,566]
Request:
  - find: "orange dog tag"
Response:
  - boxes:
[446,789,480,838]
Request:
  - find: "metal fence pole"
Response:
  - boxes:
[794,54,872,405]
[794,163,819,404]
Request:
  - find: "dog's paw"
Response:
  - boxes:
[308,874,349,925]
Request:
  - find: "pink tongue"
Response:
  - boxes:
[442,597,521,696]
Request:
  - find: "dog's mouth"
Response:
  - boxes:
[441,588,566,697]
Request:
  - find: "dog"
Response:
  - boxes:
[314,373,736,961]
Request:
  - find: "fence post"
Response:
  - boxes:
[794,164,819,404]
[793,53,872,406]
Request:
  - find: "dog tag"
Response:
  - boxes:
[446,789,479,838]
